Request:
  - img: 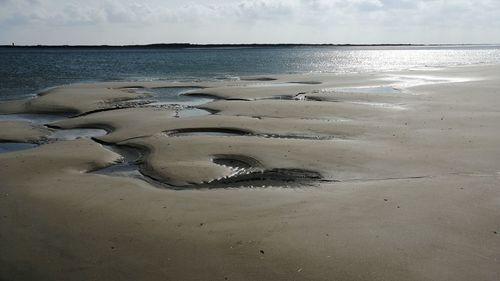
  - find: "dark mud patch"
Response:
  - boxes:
[117,86,147,90]
[193,168,325,189]
[164,127,335,140]
[261,95,296,101]
[241,77,278,81]
[140,165,326,189]
[212,154,263,169]
[186,92,251,102]
[93,140,330,190]
[165,128,253,137]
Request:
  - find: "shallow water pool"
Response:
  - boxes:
[49,128,107,141]
[0,113,66,124]
[0,142,37,153]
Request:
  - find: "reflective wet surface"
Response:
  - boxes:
[347,101,407,110]
[0,142,37,153]
[165,128,252,137]
[331,86,401,94]
[49,129,107,141]
[175,108,212,118]
[94,145,143,177]
[139,87,213,106]
[0,113,66,124]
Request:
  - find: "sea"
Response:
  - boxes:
[1,45,500,101]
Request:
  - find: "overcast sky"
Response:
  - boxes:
[1,0,499,45]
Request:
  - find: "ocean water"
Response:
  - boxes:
[1,45,500,101]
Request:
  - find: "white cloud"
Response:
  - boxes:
[0,0,499,44]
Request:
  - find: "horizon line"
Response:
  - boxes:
[1,43,499,49]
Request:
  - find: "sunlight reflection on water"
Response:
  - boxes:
[1,45,499,100]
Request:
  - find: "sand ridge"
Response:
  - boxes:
[1,65,500,280]
[0,121,50,143]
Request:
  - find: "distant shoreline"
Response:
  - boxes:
[1,43,497,49]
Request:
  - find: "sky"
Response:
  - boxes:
[1,0,499,45]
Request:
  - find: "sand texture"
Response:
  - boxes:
[0,121,50,143]
[1,65,499,281]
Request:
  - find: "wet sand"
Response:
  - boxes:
[1,65,499,280]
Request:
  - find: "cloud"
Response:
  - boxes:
[0,0,499,44]
[1,0,497,25]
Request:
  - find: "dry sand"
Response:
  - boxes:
[0,65,499,281]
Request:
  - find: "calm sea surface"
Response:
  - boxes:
[1,45,500,101]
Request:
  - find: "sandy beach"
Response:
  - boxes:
[1,64,499,280]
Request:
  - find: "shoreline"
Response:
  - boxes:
[2,43,484,49]
[1,50,498,105]
[1,61,491,100]
[1,64,500,280]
